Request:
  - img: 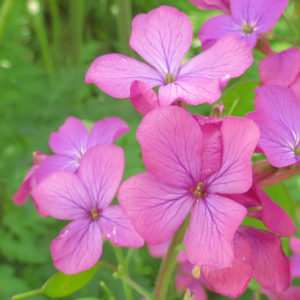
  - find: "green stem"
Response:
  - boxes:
[29,0,54,76]
[0,0,16,44]
[49,0,61,64]
[226,97,240,116]
[272,34,297,44]
[125,247,134,268]
[115,0,134,57]
[154,216,190,300]
[113,246,133,300]
[12,288,44,300]
[98,261,118,272]
[282,13,298,37]
[254,290,261,300]
[70,0,84,64]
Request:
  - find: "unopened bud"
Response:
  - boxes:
[210,102,226,118]
[191,265,201,279]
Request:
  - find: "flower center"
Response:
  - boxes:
[242,24,254,34]
[192,182,206,201]
[90,208,101,220]
[295,147,300,156]
[165,72,174,84]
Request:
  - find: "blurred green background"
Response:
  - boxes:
[1,0,300,299]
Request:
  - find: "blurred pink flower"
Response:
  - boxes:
[32,145,144,274]
[86,6,253,106]
[188,0,231,14]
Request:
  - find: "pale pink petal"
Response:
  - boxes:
[147,240,170,258]
[259,47,300,87]
[85,54,162,98]
[130,81,159,116]
[51,219,102,274]
[200,124,222,180]
[239,226,291,295]
[49,117,89,158]
[99,205,144,248]
[158,76,221,106]
[231,0,289,34]
[31,171,91,220]
[118,173,194,245]
[205,117,260,194]
[290,254,300,278]
[188,0,231,14]
[180,34,253,86]
[87,117,130,148]
[193,115,223,126]
[290,236,300,254]
[77,144,124,210]
[186,194,247,269]
[130,6,193,77]
[202,233,253,298]
[136,106,203,188]
[35,155,79,184]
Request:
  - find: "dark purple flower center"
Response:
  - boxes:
[90,208,101,220]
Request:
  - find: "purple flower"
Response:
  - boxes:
[188,0,231,14]
[85,6,253,106]
[246,85,300,168]
[199,0,289,50]
[35,116,129,183]
[32,145,144,274]
[118,106,260,269]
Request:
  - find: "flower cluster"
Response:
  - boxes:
[13,0,300,299]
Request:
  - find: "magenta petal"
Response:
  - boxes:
[291,254,300,278]
[35,155,78,184]
[206,117,260,194]
[239,226,291,295]
[202,233,253,298]
[85,54,162,98]
[130,6,193,77]
[87,117,130,148]
[130,81,159,116]
[31,171,91,220]
[51,219,102,274]
[118,173,194,245]
[137,106,202,188]
[186,194,247,269]
[158,76,221,106]
[198,15,242,50]
[49,117,89,158]
[259,47,300,87]
[77,144,124,210]
[99,205,144,248]
[180,34,253,84]
[291,74,300,99]
[188,0,231,14]
[290,236,300,254]
[231,0,289,34]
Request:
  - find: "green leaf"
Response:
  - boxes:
[43,264,99,298]
[247,277,262,291]
[222,81,259,117]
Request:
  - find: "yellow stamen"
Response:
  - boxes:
[192,265,201,279]
[242,24,254,34]
[91,208,100,220]
[247,206,262,212]
[165,73,174,84]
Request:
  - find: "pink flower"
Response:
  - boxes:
[188,0,231,14]
[86,6,253,106]
[118,106,260,269]
[12,151,49,217]
[202,226,291,297]
[259,47,300,99]
[290,236,300,278]
[32,145,144,274]
[246,85,300,168]
[199,0,289,50]
[36,116,129,183]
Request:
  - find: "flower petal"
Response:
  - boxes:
[31,170,91,220]
[87,117,130,148]
[290,236,300,255]
[51,219,102,274]
[118,172,193,245]
[291,254,300,278]
[259,47,300,87]
[136,106,203,189]
[77,144,124,210]
[186,194,247,269]
[180,34,253,85]
[205,117,260,194]
[202,232,253,298]
[239,226,291,295]
[49,117,89,158]
[188,0,231,14]
[99,205,144,248]
[231,0,289,34]
[85,54,162,98]
[130,6,193,77]
[158,76,221,106]
[130,80,159,116]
